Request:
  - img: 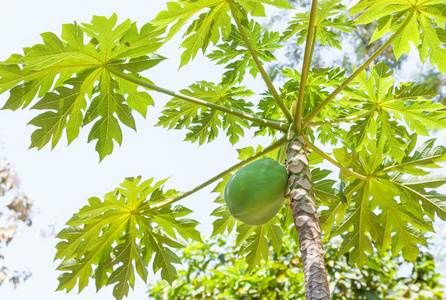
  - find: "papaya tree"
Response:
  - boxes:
[1,0,446,299]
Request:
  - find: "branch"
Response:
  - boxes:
[293,0,319,133]
[144,136,287,213]
[305,138,368,181]
[106,67,288,132]
[307,110,374,127]
[229,1,293,123]
[302,7,416,127]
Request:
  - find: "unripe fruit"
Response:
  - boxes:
[224,157,288,225]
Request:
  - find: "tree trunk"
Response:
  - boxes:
[286,132,331,300]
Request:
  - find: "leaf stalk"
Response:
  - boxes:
[305,138,368,181]
[106,67,288,132]
[302,7,416,127]
[307,110,374,126]
[228,1,293,123]
[145,136,288,213]
[293,0,319,133]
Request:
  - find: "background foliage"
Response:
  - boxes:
[147,233,444,300]
[0,147,32,287]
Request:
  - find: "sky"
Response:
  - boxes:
[0,0,446,299]
[0,1,273,299]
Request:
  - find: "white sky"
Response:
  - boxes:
[0,1,274,299]
[1,0,445,299]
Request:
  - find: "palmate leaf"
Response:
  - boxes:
[152,0,293,67]
[383,138,446,176]
[344,62,444,162]
[328,139,446,266]
[309,167,347,237]
[207,21,282,84]
[210,173,237,236]
[157,81,254,145]
[0,14,166,160]
[55,177,201,299]
[237,218,282,271]
[282,0,355,49]
[333,181,383,267]
[350,0,446,72]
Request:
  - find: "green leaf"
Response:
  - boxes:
[207,21,282,84]
[283,0,355,49]
[392,174,446,221]
[238,224,269,271]
[83,79,136,160]
[210,174,237,236]
[152,205,203,243]
[344,62,443,162]
[370,178,429,261]
[265,218,283,255]
[350,0,446,72]
[382,139,446,175]
[0,15,165,160]
[157,81,254,145]
[238,0,294,15]
[334,181,382,267]
[311,168,340,203]
[381,89,446,136]
[235,222,255,247]
[152,0,232,67]
[106,234,146,300]
[236,143,281,161]
[328,134,446,264]
[55,176,199,296]
[235,217,285,270]
[28,75,89,149]
[153,0,292,67]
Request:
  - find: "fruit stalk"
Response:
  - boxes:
[286,132,330,299]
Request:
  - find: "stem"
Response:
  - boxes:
[107,66,288,132]
[305,138,368,181]
[307,110,374,127]
[294,0,319,133]
[302,7,416,127]
[229,2,293,123]
[286,134,330,300]
[308,28,318,65]
[144,136,287,213]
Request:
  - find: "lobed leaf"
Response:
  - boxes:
[282,0,355,49]
[0,15,166,160]
[207,21,282,84]
[344,62,444,162]
[157,81,254,145]
[328,137,446,265]
[350,0,446,72]
[153,0,292,67]
[55,177,201,298]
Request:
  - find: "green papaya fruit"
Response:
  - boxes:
[224,157,288,225]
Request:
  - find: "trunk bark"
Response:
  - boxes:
[286,133,331,300]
